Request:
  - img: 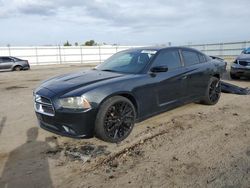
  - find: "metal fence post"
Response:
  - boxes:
[203,44,207,54]
[8,45,11,56]
[58,45,62,64]
[35,47,39,65]
[98,45,102,63]
[220,43,223,57]
[80,46,83,64]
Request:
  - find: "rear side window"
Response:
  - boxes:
[11,57,22,61]
[198,53,207,63]
[182,50,200,66]
[1,57,12,62]
[152,50,182,70]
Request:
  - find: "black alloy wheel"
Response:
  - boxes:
[201,77,221,105]
[209,79,221,103]
[95,96,136,143]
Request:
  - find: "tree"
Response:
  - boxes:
[74,42,79,46]
[63,41,72,46]
[84,40,97,46]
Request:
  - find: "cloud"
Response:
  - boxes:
[1,0,250,28]
[0,0,250,45]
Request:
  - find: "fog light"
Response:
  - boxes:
[62,125,70,133]
[62,125,76,135]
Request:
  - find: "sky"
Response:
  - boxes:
[0,0,250,46]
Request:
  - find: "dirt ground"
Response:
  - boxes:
[0,64,249,188]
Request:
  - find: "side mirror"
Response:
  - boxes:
[150,66,168,73]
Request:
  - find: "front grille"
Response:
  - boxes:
[34,95,55,116]
[239,61,250,66]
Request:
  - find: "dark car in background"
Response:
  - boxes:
[230,47,250,79]
[0,56,30,71]
[34,47,226,143]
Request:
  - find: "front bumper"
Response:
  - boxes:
[23,66,30,70]
[36,109,97,138]
[230,67,250,77]
[22,64,30,70]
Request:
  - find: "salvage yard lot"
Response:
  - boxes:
[0,64,250,187]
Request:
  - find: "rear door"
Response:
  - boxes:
[181,50,210,98]
[150,49,188,109]
[0,57,14,69]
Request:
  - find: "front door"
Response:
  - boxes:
[150,49,188,108]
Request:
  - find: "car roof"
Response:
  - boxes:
[124,46,202,53]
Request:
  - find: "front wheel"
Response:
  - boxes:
[201,77,221,105]
[13,66,22,71]
[95,96,136,143]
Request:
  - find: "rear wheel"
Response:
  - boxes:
[95,96,136,143]
[13,66,22,71]
[201,77,221,105]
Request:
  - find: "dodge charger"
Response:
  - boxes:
[34,47,226,143]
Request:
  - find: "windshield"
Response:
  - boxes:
[243,47,250,54]
[96,50,157,74]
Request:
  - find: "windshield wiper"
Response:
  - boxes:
[101,69,116,72]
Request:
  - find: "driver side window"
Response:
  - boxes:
[152,50,182,70]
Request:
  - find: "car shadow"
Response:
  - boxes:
[0,70,12,73]
[0,117,7,135]
[0,127,57,188]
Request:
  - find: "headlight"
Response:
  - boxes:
[59,96,91,110]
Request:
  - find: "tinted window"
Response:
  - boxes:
[152,50,182,70]
[1,57,12,62]
[243,47,250,54]
[96,50,156,74]
[182,50,200,66]
[198,53,207,63]
[11,57,22,61]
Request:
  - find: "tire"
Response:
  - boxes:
[230,73,240,80]
[95,96,136,143]
[201,77,221,105]
[13,66,22,71]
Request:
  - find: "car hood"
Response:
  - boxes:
[40,69,125,95]
[237,53,250,60]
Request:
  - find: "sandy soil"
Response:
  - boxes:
[0,64,249,188]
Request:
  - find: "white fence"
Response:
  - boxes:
[0,46,140,65]
[186,41,250,57]
[0,41,250,65]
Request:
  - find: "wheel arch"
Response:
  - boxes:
[98,92,139,118]
[12,64,23,71]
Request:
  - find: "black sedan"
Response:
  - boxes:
[34,47,226,143]
[230,47,250,79]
